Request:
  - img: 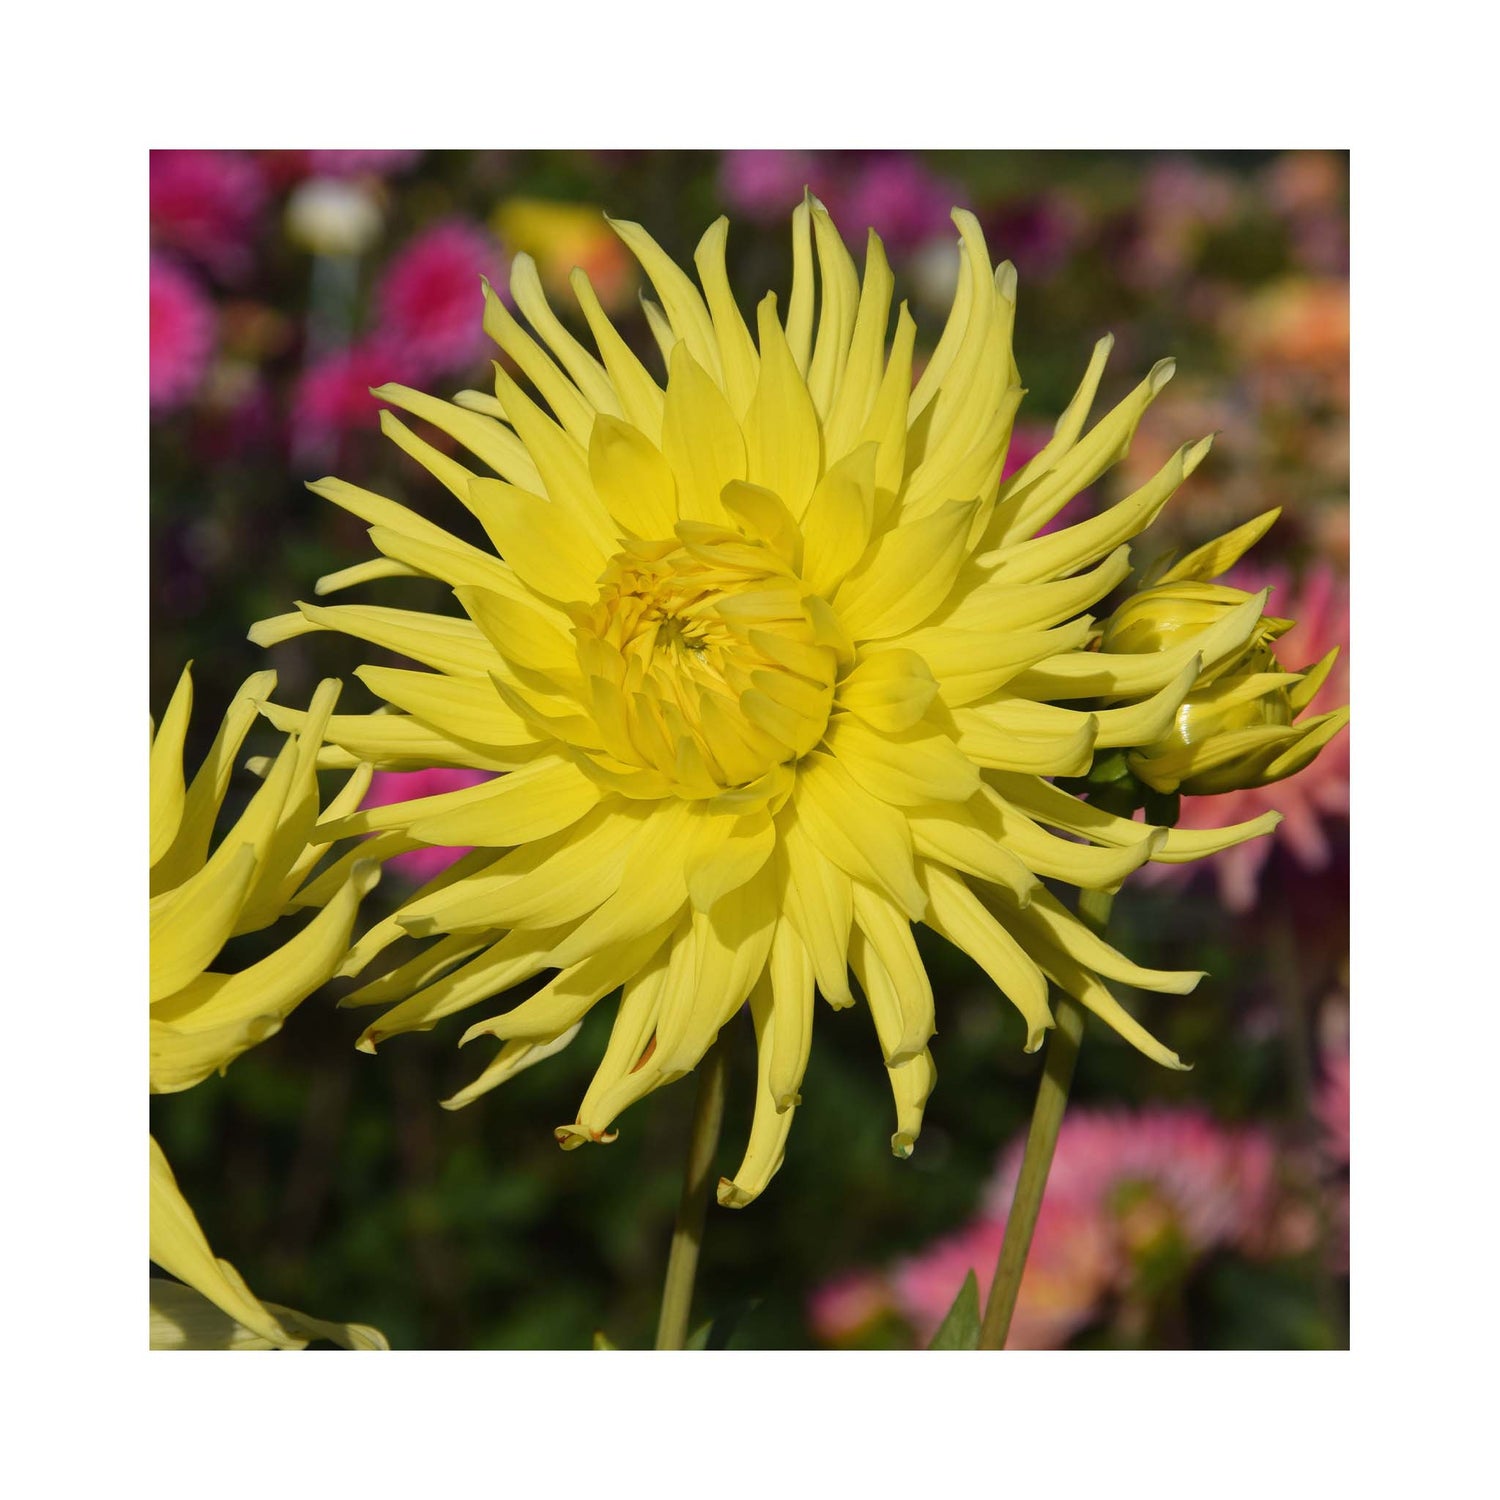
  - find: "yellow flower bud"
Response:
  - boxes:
[1099,512,1349,797]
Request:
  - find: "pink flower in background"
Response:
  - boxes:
[150,150,267,283]
[1317,1045,1350,1171]
[891,1200,1115,1350]
[810,1106,1279,1349]
[985,1108,1278,1257]
[150,256,216,412]
[805,1271,897,1345]
[291,337,407,457]
[718,150,833,222]
[362,768,498,885]
[1143,563,1350,912]
[837,153,960,251]
[374,219,505,376]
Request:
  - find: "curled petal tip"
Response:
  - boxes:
[890,1133,916,1160]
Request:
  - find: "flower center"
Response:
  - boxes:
[571,530,839,798]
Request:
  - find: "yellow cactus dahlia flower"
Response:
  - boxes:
[252,201,1287,1207]
[150,665,386,1348]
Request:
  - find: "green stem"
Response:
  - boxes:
[978,887,1113,1349]
[653,1039,727,1350]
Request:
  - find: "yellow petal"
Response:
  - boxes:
[744,293,822,519]
[849,885,934,1064]
[150,1278,389,1351]
[466,477,609,605]
[589,415,678,538]
[660,342,746,524]
[792,752,926,919]
[718,976,797,1208]
[835,500,978,641]
[835,648,939,733]
[825,713,980,806]
[149,1137,295,1348]
[800,442,878,598]
[693,217,760,418]
[920,864,1053,1051]
[149,665,193,868]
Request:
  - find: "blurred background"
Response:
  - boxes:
[149,149,1349,1350]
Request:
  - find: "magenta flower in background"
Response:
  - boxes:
[980,194,1086,281]
[150,256,216,413]
[361,768,498,885]
[150,150,267,284]
[291,338,408,459]
[717,150,834,223]
[307,149,423,178]
[374,218,506,377]
[1141,562,1350,913]
[836,153,961,251]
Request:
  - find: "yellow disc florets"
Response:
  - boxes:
[572,528,838,797]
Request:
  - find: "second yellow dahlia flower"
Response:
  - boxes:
[150,665,386,1348]
[253,200,1290,1206]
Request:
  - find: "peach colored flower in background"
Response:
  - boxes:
[490,197,635,311]
[150,255,217,412]
[1140,562,1349,912]
[375,219,506,376]
[805,1270,899,1345]
[150,149,268,284]
[361,768,497,884]
[1226,276,1350,405]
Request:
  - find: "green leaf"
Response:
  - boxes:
[927,1270,982,1350]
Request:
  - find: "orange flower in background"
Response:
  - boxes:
[491,197,636,312]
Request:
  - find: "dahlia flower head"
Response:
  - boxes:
[149,666,386,1349]
[252,198,1333,1207]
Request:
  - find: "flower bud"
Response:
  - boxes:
[1101,512,1349,796]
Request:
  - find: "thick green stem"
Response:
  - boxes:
[653,1039,727,1350]
[978,887,1114,1349]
